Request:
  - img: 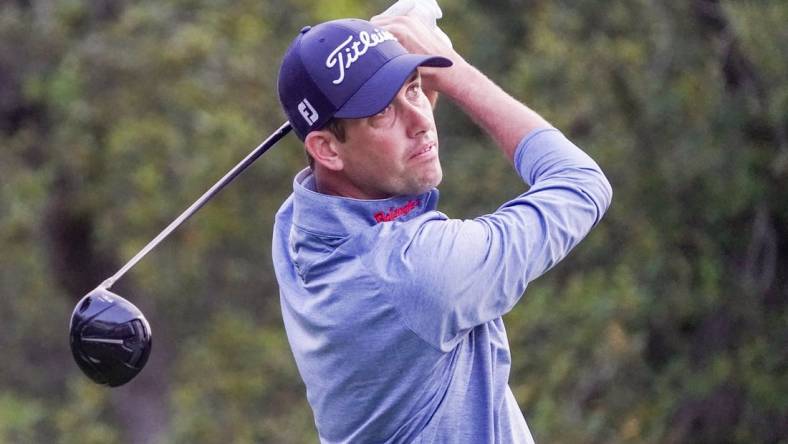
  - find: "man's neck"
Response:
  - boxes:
[312,166,389,200]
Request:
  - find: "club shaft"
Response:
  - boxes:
[101,121,292,290]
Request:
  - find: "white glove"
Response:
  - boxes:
[377,0,453,48]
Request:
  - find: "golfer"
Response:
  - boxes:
[272,15,612,443]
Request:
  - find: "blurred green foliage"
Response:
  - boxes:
[1,0,786,443]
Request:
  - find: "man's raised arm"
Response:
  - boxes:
[372,15,551,161]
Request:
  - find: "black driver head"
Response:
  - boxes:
[69,288,152,387]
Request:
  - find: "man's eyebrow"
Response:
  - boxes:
[406,71,420,83]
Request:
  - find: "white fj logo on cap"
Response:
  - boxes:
[298,98,318,126]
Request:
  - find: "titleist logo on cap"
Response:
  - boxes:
[326,29,397,85]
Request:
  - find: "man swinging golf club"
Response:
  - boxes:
[272,10,612,444]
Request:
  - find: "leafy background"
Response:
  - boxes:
[1,0,786,442]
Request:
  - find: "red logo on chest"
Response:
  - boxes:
[374,200,420,223]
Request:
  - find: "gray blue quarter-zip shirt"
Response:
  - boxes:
[273,128,612,443]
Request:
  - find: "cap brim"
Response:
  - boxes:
[334,54,452,119]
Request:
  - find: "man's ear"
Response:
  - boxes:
[305,130,344,171]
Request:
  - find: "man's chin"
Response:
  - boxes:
[411,170,443,195]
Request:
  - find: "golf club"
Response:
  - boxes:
[70,121,292,387]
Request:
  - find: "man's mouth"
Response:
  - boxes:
[410,142,437,160]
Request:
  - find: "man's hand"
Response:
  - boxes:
[374,0,453,48]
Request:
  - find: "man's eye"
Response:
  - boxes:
[408,83,422,96]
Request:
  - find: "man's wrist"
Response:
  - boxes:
[429,56,476,99]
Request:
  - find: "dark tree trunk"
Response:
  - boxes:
[45,168,172,444]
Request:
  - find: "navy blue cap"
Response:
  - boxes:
[278,18,453,140]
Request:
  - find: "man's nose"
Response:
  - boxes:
[403,99,432,138]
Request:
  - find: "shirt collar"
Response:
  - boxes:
[291,168,439,236]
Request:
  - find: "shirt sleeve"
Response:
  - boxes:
[375,128,613,352]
